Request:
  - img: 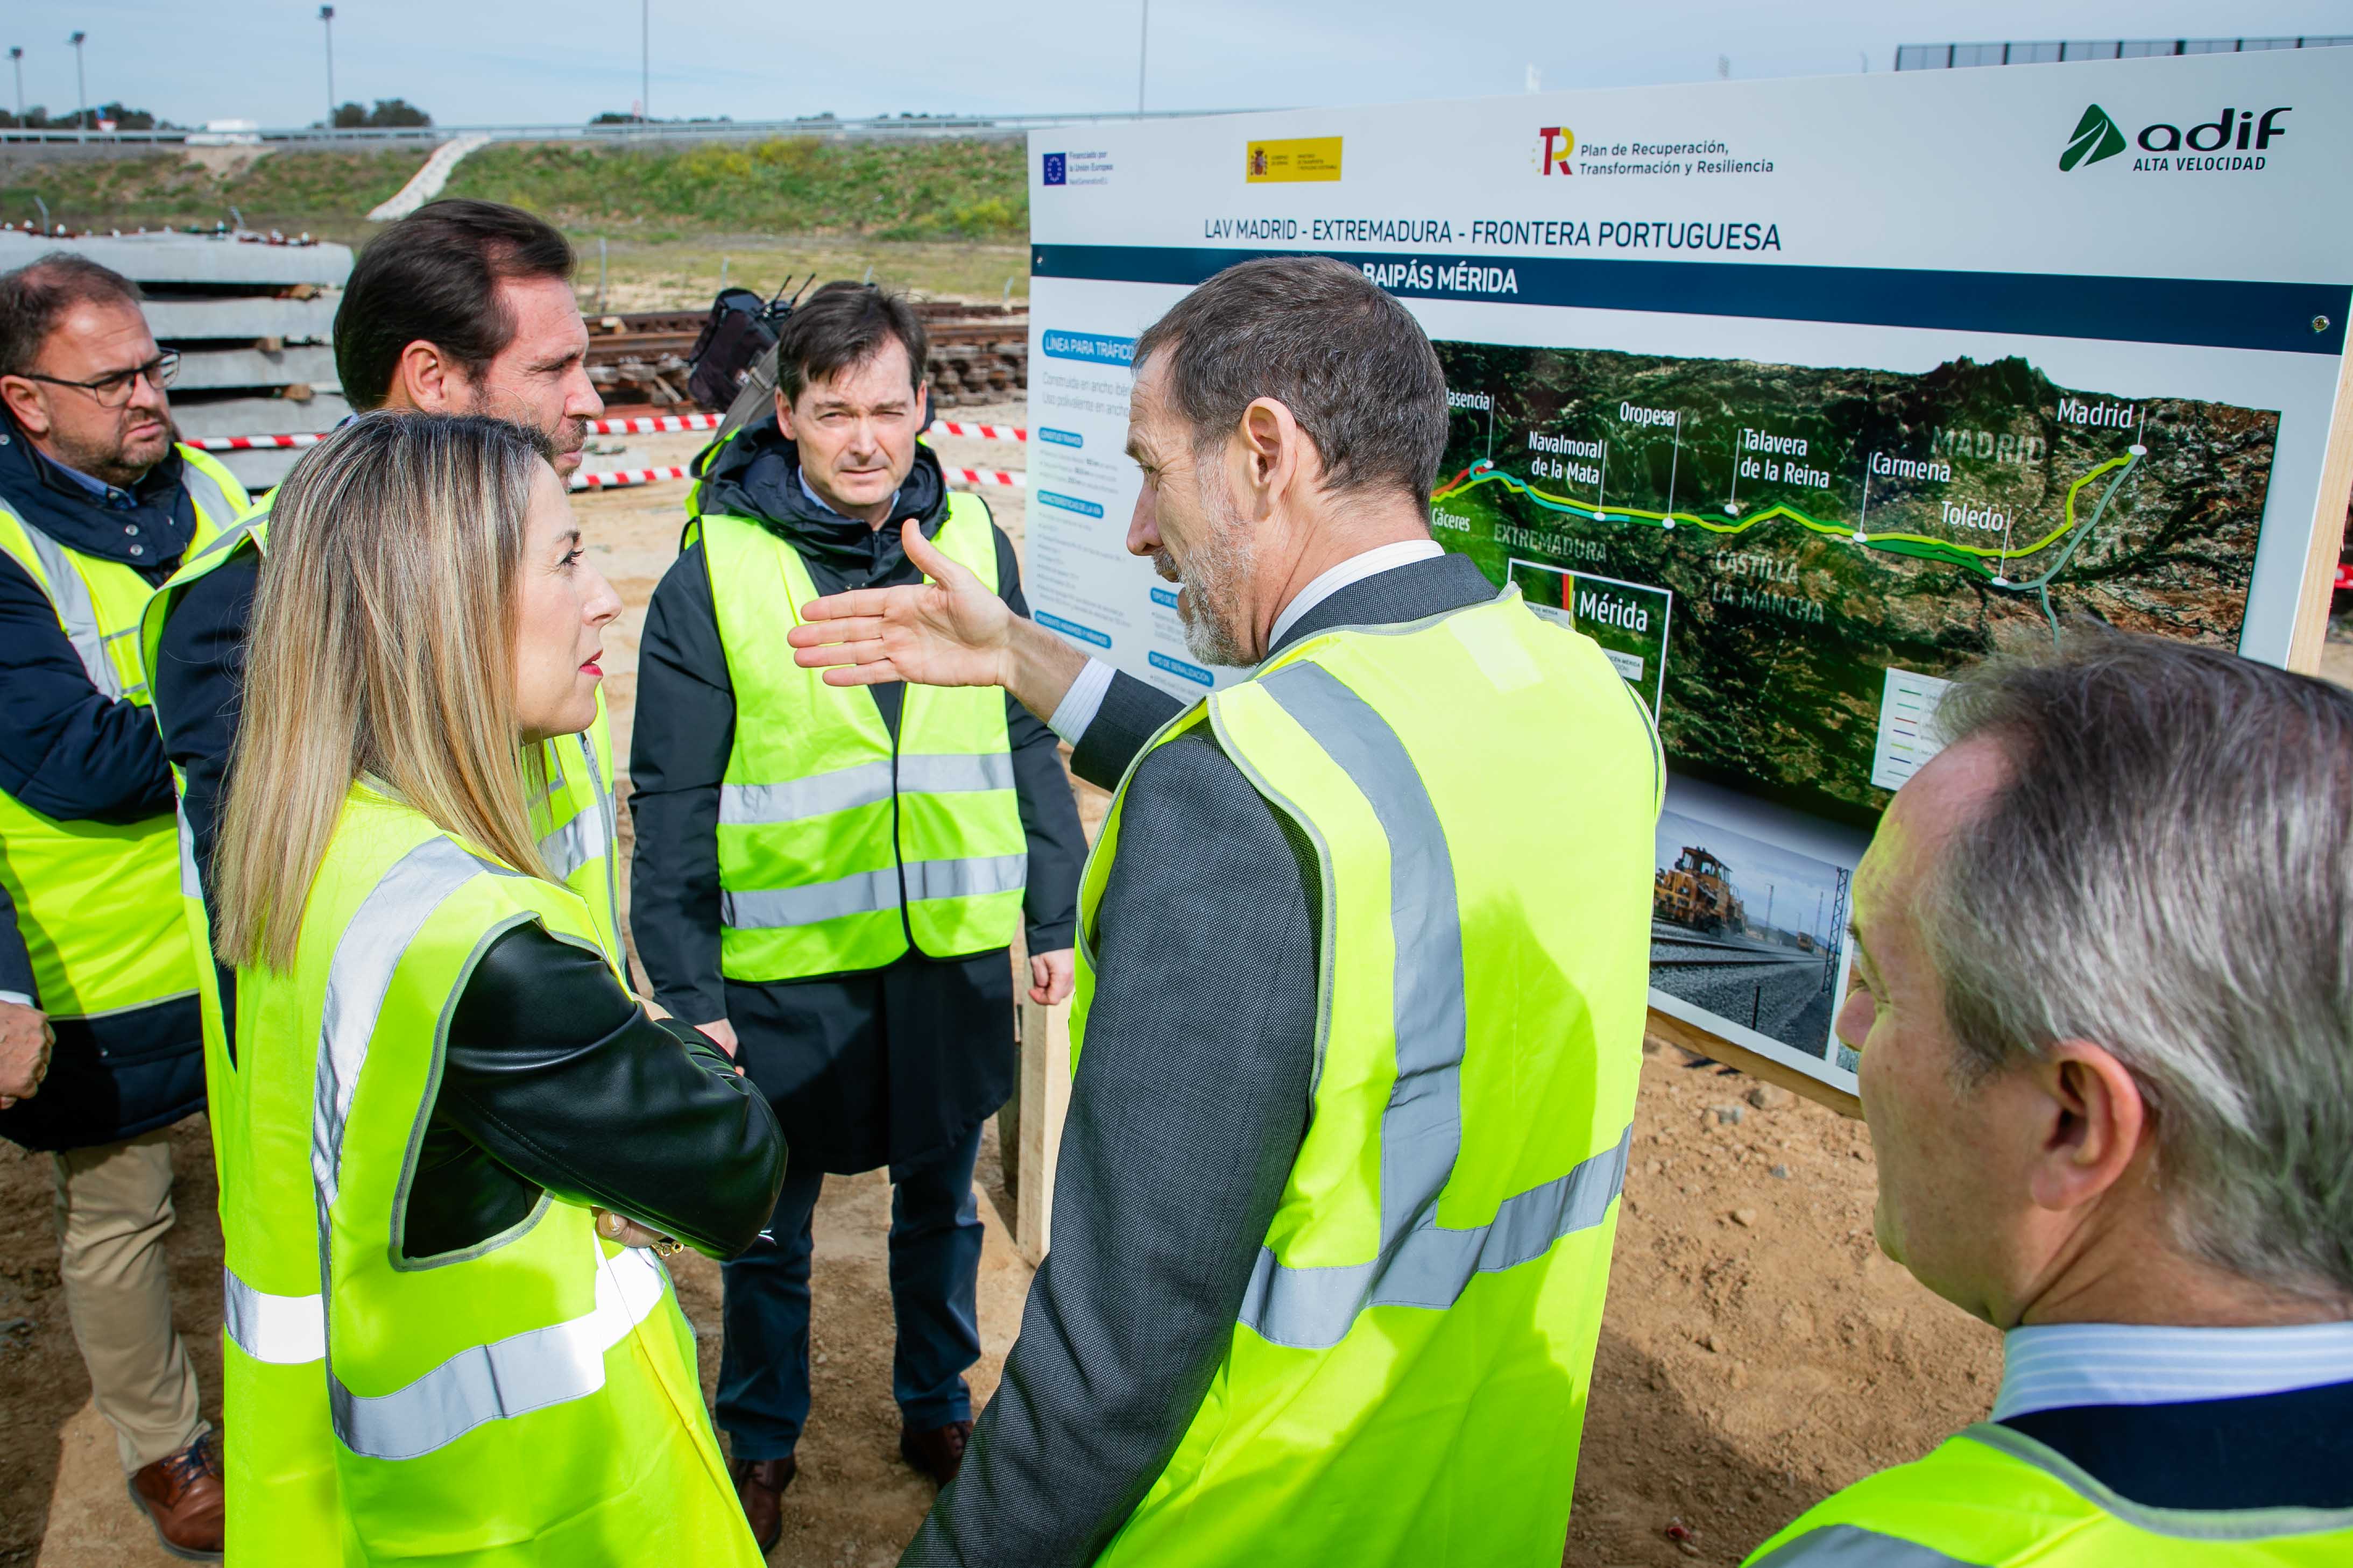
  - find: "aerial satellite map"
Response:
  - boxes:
[1433,340,2283,1068]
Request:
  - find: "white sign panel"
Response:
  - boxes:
[1023,50,2353,1094]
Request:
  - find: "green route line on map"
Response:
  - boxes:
[1433,453,2138,582]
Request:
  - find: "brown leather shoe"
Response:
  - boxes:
[729,1453,796,1556]
[128,1430,224,1560]
[899,1418,974,1487]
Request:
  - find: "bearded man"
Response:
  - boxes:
[789,255,1663,1566]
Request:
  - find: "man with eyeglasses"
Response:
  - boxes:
[0,252,248,1560]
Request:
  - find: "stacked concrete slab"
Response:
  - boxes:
[0,229,352,492]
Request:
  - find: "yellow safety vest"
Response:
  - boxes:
[138,502,624,1562]
[692,492,1027,980]
[1074,586,1663,1565]
[231,781,758,1565]
[0,444,245,1020]
[1746,1422,2353,1565]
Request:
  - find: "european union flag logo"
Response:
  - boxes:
[1043,153,1067,186]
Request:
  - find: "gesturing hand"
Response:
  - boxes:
[787,522,1012,690]
[0,1000,53,1110]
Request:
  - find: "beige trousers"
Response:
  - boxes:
[52,1129,208,1473]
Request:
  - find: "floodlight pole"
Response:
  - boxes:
[641,0,650,127]
[8,48,22,126]
[68,31,84,140]
[1136,0,1148,115]
[320,8,335,130]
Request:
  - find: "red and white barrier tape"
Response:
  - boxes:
[200,416,1027,452]
[190,432,324,452]
[2338,561,2352,593]
[569,465,1026,493]
[570,466,692,491]
[583,414,722,436]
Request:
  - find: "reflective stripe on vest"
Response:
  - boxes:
[312,836,523,1207]
[1744,1423,2353,1566]
[536,731,610,883]
[330,1243,668,1461]
[1239,659,1629,1348]
[223,1265,324,1367]
[722,852,1028,931]
[16,515,122,695]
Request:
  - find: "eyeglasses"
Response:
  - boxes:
[16,349,181,409]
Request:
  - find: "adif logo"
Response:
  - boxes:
[2059,105,2125,171]
[2061,102,2291,173]
[1536,126,1575,175]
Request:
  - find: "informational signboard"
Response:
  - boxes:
[1022,50,2353,1108]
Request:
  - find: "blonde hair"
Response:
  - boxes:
[214,411,559,972]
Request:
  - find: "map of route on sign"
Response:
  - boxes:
[1432,343,2281,821]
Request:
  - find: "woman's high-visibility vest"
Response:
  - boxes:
[1072,586,1664,1565]
[0,444,245,1021]
[233,782,758,1566]
[1746,1422,2353,1565]
[138,509,623,1563]
[693,493,1027,980]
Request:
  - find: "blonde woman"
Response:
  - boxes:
[210,411,784,1565]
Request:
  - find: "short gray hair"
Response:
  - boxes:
[1132,256,1448,510]
[1923,630,2353,1301]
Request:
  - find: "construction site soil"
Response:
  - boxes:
[7,400,2348,1567]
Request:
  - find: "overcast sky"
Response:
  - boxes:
[6,2,2350,129]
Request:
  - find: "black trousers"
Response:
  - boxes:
[714,1121,985,1460]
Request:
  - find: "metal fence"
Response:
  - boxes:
[1897,37,2353,70]
[0,105,1265,150]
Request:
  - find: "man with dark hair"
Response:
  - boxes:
[145,194,612,1045]
[1743,634,2353,1566]
[137,200,619,1561]
[630,281,1085,1545]
[788,255,1661,1565]
[0,250,252,1558]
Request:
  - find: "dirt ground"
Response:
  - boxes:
[5,401,2344,1564]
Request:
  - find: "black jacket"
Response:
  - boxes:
[0,880,33,1003]
[903,551,1501,1567]
[0,416,206,1151]
[630,420,1086,1173]
[412,921,788,1260]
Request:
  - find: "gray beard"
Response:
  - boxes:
[1175,479,1260,668]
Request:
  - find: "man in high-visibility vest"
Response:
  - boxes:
[786,256,1663,1565]
[0,251,251,1558]
[1740,636,2353,1565]
[138,199,610,1565]
[631,282,1085,1551]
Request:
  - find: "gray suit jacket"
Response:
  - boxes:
[902,551,1500,1566]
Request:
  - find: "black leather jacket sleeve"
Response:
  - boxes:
[418,921,788,1260]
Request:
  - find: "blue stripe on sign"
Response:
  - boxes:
[1041,330,1137,365]
[1038,490,1106,517]
[1150,585,1178,609]
[1150,649,1215,685]
[1030,244,2350,356]
[1038,427,1084,448]
[1036,611,1113,648]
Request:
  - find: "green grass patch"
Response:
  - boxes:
[1,148,430,237]
[444,137,1029,241]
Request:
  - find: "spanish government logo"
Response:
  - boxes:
[1536,126,1575,175]
[2059,105,2124,172]
[1245,137,1343,183]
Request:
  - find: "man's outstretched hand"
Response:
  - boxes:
[788,522,1012,689]
[787,521,1089,718]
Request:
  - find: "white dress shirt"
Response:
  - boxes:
[1992,1319,2353,1420]
[1045,540,1446,744]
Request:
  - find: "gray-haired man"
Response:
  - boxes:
[1748,634,2353,1565]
